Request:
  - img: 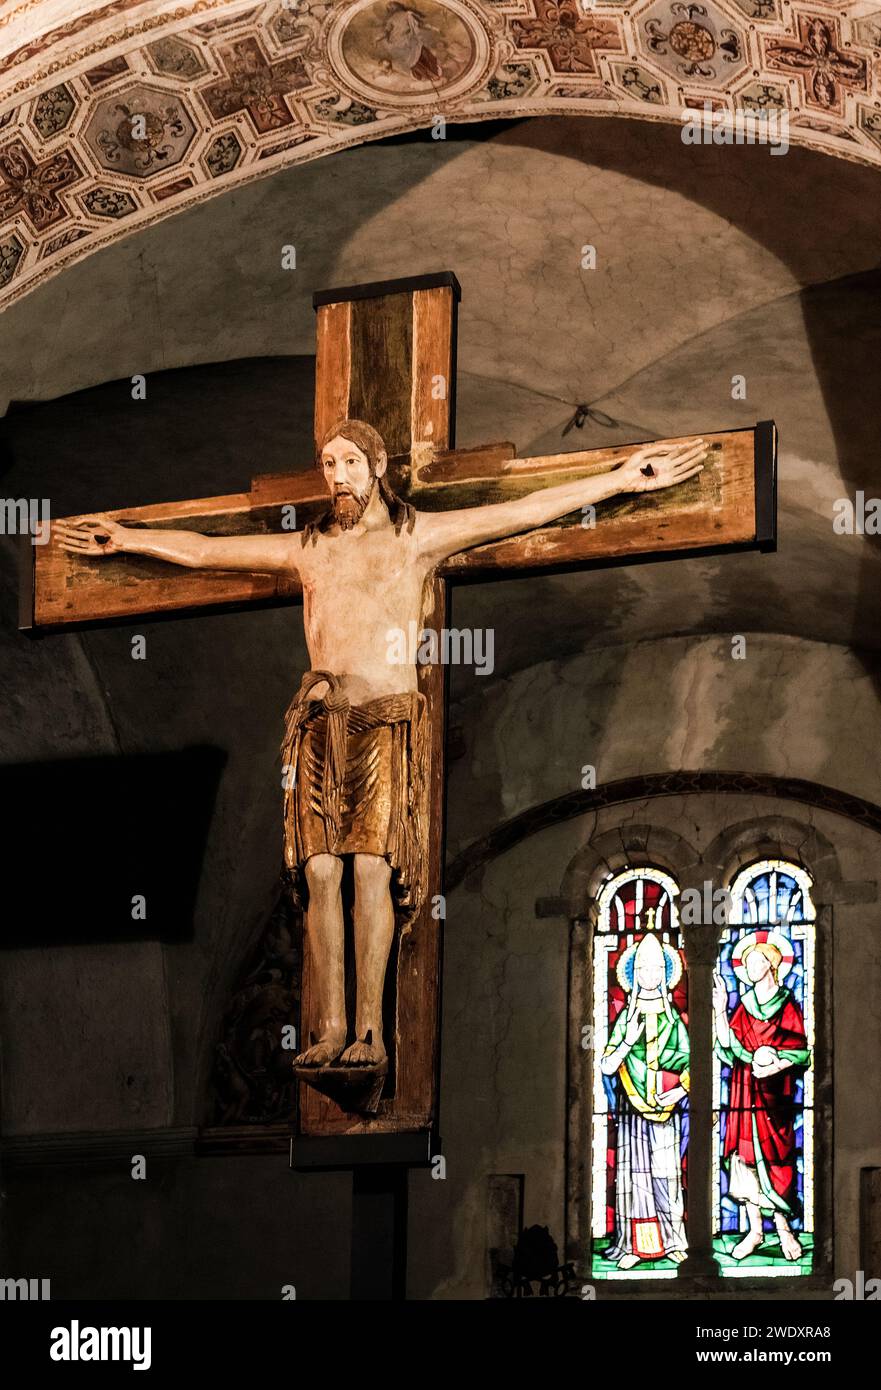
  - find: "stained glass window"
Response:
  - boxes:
[591,868,689,1278]
[713,860,815,1277]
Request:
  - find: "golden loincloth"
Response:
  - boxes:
[280,670,429,925]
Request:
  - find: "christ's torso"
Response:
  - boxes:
[296,517,433,704]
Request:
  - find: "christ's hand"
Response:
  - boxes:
[752,1046,790,1077]
[56,515,127,557]
[713,969,732,1050]
[615,440,706,494]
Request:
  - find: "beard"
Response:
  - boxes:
[332,474,375,531]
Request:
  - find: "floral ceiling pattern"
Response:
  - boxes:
[0,0,879,307]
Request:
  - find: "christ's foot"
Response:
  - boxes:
[340,1035,387,1067]
[294,1032,345,1067]
[617,1254,640,1270]
[779,1228,802,1262]
[731,1229,764,1261]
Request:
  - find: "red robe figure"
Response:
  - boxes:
[713,931,811,1262]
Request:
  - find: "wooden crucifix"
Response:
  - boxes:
[22,271,776,1145]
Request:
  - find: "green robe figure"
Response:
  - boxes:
[601,932,690,1269]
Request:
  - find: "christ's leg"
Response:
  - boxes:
[774,1213,802,1261]
[731,1202,764,1260]
[340,853,394,1066]
[295,853,346,1066]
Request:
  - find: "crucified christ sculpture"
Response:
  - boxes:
[56,418,704,1072]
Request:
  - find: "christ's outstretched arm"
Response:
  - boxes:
[416,440,706,565]
[55,515,298,575]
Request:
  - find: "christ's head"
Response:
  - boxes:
[306,418,414,542]
[318,419,389,531]
[742,940,782,984]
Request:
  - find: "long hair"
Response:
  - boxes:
[303,418,415,543]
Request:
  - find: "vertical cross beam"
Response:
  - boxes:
[313,270,459,467]
[298,271,460,1139]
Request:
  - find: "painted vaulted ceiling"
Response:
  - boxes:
[1,0,880,309]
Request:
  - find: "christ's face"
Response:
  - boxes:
[745,948,773,983]
[321,435,375,530]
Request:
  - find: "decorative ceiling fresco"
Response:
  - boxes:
[1,0,880,308]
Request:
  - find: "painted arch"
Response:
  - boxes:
[2,0,881,309]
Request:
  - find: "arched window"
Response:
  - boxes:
[578,837,831,1286]
[713,860,816,1276]
[591,867,689,1279]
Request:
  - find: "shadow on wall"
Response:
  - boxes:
[1,354,316,1134]
[0,355,319,515]
[0,746,226,946]
[478,120,881,691]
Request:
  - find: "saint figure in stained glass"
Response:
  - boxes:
[601,930,689,1268]
[713,932,810,1261]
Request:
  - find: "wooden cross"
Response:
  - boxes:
[21,270,776,1146]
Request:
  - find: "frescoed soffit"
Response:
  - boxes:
[1,0,880,307]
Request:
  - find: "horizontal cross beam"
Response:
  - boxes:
[21,424,775,633]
